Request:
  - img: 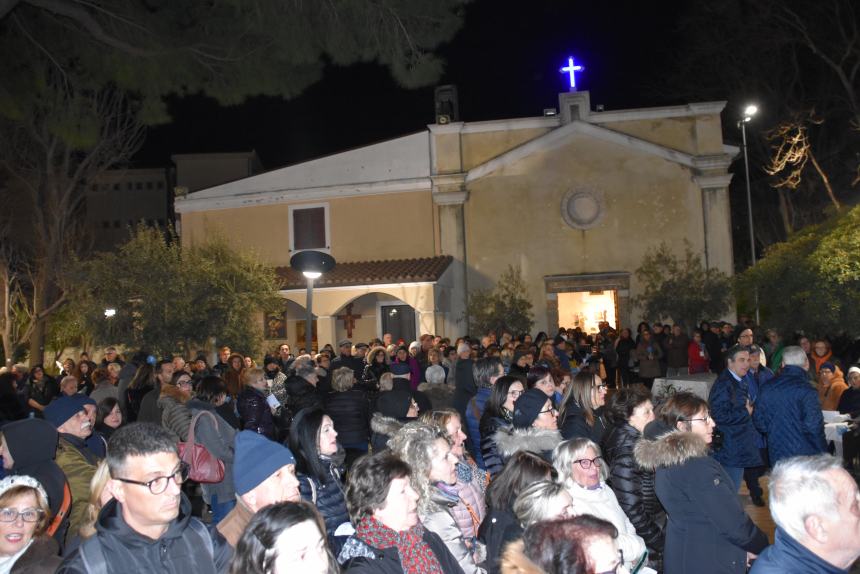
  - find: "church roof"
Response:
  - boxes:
[276,255,453,290]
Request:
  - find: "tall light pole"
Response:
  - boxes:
[740,103,759,324]
[289,251,336,353]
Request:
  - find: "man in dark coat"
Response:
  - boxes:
[57,423,232,574]
[753,346,827,468]
[709,345,762,492]
[330,339,364,380]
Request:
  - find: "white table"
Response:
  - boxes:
[652,373,716,400]
[823,411,851,458]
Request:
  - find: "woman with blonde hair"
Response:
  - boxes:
[77,460,113,541]
[512,480,575,528]
[421,409,488,560]
[558,370,608,443]
[388,422,485,574]
[554,437,647,571]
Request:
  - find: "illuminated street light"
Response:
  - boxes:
[740,103,759,323]
[104,308,117,318]
[290,251,336,352]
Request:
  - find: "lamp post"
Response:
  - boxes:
[289,251,336,353]
[740,104,759,324]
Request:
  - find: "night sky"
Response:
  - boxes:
[135,0,690,170]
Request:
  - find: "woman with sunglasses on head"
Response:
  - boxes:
[558,370,608,444]
[554,437,647,572]
[634,392,768,574]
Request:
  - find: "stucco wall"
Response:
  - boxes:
[600,114,724,156]
[180,190,437,266]
[461,128,553,171]
[463,133,708,333]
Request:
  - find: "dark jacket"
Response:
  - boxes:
[285,374,323,415]
[838,386,860,416]
[325,389,370,446]
[709,369,762,468]
[479,414,512,478]
[125,382,153,423]
[298,454,351,551]
[666,334,690,369]
[332,354,365,382]
[703,331,723,373]
[603,422,664,561]
[635,431,768,574]
[237,385,275,439]
[478,508,521,574]
[753,365,827,467]
[0,393,27,424]
[340,526,465,574]
[369,413,408,454]
[464,387,492,469]
[452,358,476,414]
[24,377,59,416]
[187,398,236,504]
[11,535,63,574]
[57,494,232,574]
[749,527,845,574]
[559,399,608,444]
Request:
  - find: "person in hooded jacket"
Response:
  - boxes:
[493,388,562,467]
[634,392,768,574]
[361,346,390,388]
[602,386,664,569]
[369,390,419,453]
[290,408,352,556]
[1,418,70,549]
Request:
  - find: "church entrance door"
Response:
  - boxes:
[381,305,416,345]
[557,290,618,334]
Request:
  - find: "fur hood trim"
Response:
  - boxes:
[634,430,710,470]
[158,383,190,404]
[366,346,389,365]
[499,540,544,574]
[493,426,563,459]
[370,412,404,437]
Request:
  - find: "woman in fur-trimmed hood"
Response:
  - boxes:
[492,388,563,466]
[634,392,768,574]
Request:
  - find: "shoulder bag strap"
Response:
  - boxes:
[79,535,109,574]
[187,518,215,561]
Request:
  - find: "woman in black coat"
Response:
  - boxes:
[236,368,275,439]
[0,373,27,424]
[558,370,608,443]
[324,367,370,469]
[603,387,665,569]
[479,376,523,478]
[634,392,768,574]
[290,408,352,556]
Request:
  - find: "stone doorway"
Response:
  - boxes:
[545,272,630,334]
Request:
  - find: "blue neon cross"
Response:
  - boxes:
[560,57,585,90]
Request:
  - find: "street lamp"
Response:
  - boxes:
[740,103,759,324]
[104,308,116,318]
[289,251,336,353]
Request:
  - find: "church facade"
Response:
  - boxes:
[175,91,737,348]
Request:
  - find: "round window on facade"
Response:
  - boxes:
[561,188,605,230]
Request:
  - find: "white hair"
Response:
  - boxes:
[552,437,608,485]
[769,454,843,541]
[781,345,808,368]
[513,480,568,527]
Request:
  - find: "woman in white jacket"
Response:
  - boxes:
[554,437,647,571]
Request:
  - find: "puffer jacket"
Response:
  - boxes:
[237,385,275,439]
[421,488,486,574]
[446,460,488,559]
[559,399,608,444]
[603,422,664,562]
[479,414,512,477]
[465,387,492,468]
[752,365,827,467]
[708,369,762,468]
[57,494,232,574]
[325,389,370,446]
[187,398,236,504]
[635,430,769,574]
[298,453,351,551]
[158,384,192,441]
[492,427,563,467]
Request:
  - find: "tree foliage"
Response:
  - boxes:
[64,226,282,356]
[737,205,860,337]
[465,265,534,337]
[632,243,733,331]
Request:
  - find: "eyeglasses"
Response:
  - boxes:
[0,507,44,523]
[573,456,603,469]
[507,389,524,398]
[539,405,558,415]
[593,384,607,391]
[113,462,189,495]
[687,414,712,424]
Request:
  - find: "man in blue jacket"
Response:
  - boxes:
[464,356,503,469]
[753,346,827,468]
[751,454,860,573]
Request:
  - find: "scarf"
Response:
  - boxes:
[356,516,444,574]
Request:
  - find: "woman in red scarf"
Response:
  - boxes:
[338,453,466,574]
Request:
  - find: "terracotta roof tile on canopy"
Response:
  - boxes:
[276,256,453,290]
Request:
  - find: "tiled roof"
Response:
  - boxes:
[276,256,453,290]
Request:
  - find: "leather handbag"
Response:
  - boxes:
[178,411,225,484]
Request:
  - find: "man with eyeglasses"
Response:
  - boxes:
[45,395,101,549]
[57,423,231,574]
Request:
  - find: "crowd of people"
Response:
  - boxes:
[0,320,858,573]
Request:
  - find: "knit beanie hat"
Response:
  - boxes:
[72,394,97,408]
[44,395,85,429]
[848,366,860,378]
[233,431,296,496]
[512,388,550,429]
[820,361,836,373]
